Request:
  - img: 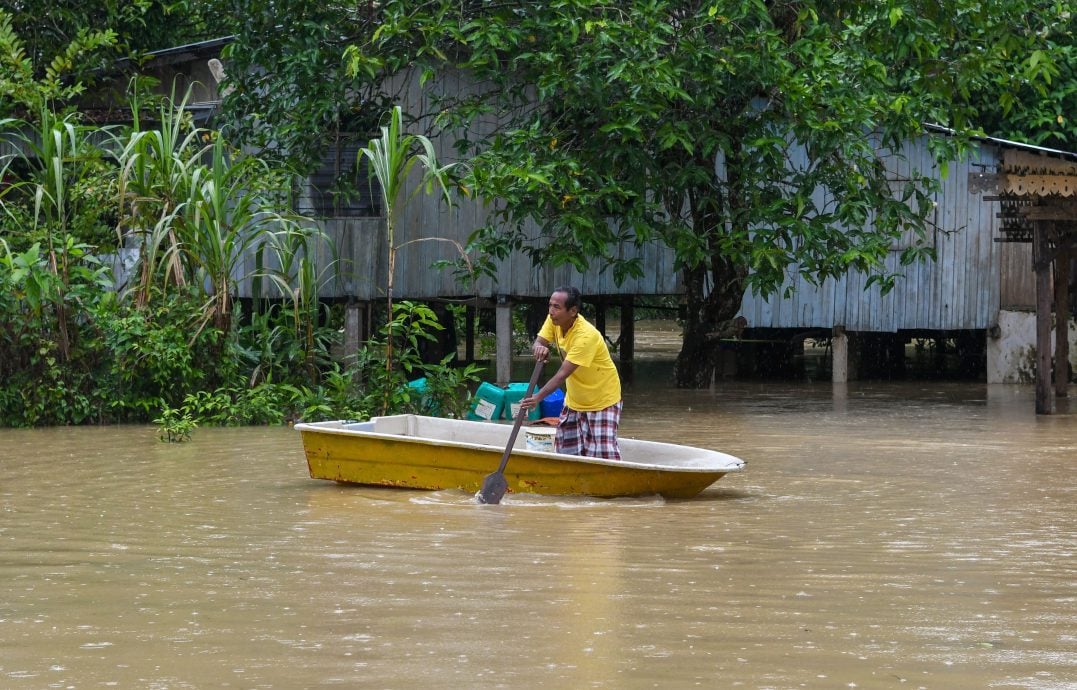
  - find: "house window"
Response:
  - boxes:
[886,175,938,251]
[299,136,382,218]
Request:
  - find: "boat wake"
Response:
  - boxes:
[410,490,667,509]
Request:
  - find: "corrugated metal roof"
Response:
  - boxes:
[923,123,1077,162]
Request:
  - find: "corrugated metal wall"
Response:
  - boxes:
[739,137,1012,332]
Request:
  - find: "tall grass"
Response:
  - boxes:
[115,92,328,346]
[6,109,110,361]
[358,105,454,404]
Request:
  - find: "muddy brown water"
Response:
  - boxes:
[1,376,1074,689]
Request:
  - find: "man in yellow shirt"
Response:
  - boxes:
[520,286,623,459]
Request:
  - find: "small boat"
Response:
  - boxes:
[295,414,745,499]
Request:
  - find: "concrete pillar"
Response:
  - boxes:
[495,296,512,386]
[344,302,363,360]
[832,382,848,413]
[985,322,1003,384]
[832,326,849,383]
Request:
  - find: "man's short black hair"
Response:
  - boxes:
[553,286,582,310]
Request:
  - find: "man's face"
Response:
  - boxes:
[548,291,577,328]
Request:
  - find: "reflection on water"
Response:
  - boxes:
[1,376,1074,689]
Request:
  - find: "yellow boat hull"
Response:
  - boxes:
[296,416,744,499]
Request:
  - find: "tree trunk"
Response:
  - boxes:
[673,163,748,388]
[674,257,746,387]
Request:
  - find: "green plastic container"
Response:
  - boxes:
[466,381,505,421]
[502,381,542,421]
[407,377,440,414]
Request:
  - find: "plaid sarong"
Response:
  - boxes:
[555,401,622,460]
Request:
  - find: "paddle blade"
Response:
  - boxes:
[477,471,508,504]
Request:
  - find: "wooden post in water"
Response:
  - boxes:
[832,326,848,384]
[1034,223,1053,414]
[495,295,512,386]
[344,302,363,359]
[619,296,635,383]
[619,296,635,360]
[1055,246,1071,398]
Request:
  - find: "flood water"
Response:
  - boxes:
[1,375,1075,688]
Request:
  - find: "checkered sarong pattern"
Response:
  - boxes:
[555,401,623,460]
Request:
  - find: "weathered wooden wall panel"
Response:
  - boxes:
[1000,242,1035,310]
[740,137,1007,332]
[282,67,683,302]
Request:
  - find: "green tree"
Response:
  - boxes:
[0,0,214,80]
[358,105,453,406]
[215,0,389,174]
[968,2,1076,149]
[0,7,117,115]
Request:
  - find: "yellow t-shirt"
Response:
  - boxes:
[538,314,621,412]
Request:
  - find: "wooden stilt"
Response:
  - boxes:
[619,296,635,363]
[619,296,635,384]
[1055,245,1071,397]
[465,305,476,362]
[344,302,362,359]
[1034,223,1053,414]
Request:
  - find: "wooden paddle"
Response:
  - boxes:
[477,357,546,504]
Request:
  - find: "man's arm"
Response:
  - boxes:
[521,359,577,411]
[532,336,550,362]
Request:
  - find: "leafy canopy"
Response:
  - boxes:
[341,0,1060,293]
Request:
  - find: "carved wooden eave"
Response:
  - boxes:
[968,149,1077,243]
[969,150,1077,196]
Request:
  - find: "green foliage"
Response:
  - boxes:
[969,3,1076,149]
[1,109,116,247]
[157,301,482,426]
[0,92,355,427]
[3,0,1069,417]
[293,362,372,423]
[345,301,483,420]
[114,92,324,339]
[0,1,214,114]
[0,237,112,425]
[95,287,226,417]
[332,0,1069,385]
[414,359,485,419]
[0,7,118,116]
[66,0,1064,400]
[154,406,196,443]
[357,105,455,402]
[179,383,301,426]
[0,12,484,428]
[216,0,391,174]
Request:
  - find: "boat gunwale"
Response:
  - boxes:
[294,417,745,474]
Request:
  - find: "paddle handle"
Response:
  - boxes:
[494,358,546,474]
